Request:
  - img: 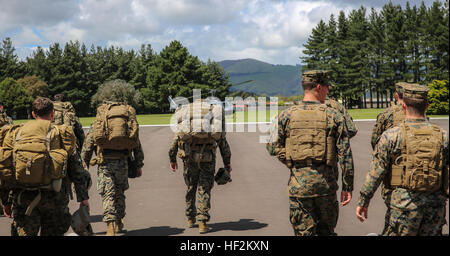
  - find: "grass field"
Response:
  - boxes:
[13,109,448,126]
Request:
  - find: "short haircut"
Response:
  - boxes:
[403,97,427,115]
[302,81,317,91]
[54,93,65,102]
[397,91,403,100]
[32,97,54,117]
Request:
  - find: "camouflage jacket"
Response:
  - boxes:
[169,135,231,166]
[326,99,358,138]
[370,104,404,150]
[276,101,355,198]
[358,119,449,209]
[81,126,145,169]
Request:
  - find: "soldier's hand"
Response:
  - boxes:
[356,206,368,222]
[340,191,352,206]
[136,168,143,178]
[170,162,178,172]
[225,165,232,172]
[3,204,12,218]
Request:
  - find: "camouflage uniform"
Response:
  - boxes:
[5,122,86,236]
[169,135,231,223]
[273,71,354,236]
[325,99,358,139]
[0,107,13,216]
[81,125,144,223]
[53,100,85,153]
[358,85,449,236]
[369,82,406,233]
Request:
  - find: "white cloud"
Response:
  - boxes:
[0,0,442,64]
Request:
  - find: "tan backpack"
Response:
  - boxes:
[390,122,444,192]
[174,101,225,144]
[53,101,77,127]
[285,104,336,167]
[0,120,74,190]
[93,102,139,150]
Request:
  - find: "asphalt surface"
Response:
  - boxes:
[0,119,448,236]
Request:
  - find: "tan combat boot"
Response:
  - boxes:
[106,221,115,236]
[115,219,124,233]
[187,219,196,228]
[198,221,211,234]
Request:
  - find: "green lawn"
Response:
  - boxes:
[12,109,448,126]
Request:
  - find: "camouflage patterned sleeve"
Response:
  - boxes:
[342,108,358,139]
[265,114,279,156]
[73,117,86,151]
[334,111,355,192]
[358,130,397,207]
[133,138,145,169]
[274,109,290,164]
[218,136,231,166]
[370,111,389,150]
[81,126,95,168]
[168,135,179,163]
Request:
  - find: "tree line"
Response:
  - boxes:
[302,0,449,110]
[0,39,235,118]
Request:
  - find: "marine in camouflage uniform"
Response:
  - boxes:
[1,98,89,236]
[270,70,354,236]
[81,113,144,235]
[53,94,86,154]
[369,82,407,234]
[168,116,231,233]
[357,84,449,236]
[52,94,92,213]
[0,103,13,217]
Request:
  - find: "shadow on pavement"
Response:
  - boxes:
[124,226,185,236]
[208,218,268,233]
[89,215,103,223]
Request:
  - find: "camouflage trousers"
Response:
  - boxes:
[289,194,339,236]
[10,189,71,236]
[383,205,446,236]
[97,159,129,223]
[183,160,215,222]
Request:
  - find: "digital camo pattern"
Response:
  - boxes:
[183,160,215,222]
[370,104,404,150]
[81,126,144,223]
[277,101,355,198]
[289,195,339,236]
[358,119,449,236]
[10,187,72,236]
[97,159,129,222]
[325,99,358,139]
[169,135,231,222]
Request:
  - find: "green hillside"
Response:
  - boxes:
[218,59,302,96]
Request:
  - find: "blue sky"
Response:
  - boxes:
[0,0,440,65]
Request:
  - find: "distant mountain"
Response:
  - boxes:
[218,58,302,96]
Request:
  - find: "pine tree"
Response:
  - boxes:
[301,20,329,70]
[0,37,21,81]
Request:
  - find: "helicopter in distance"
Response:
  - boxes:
[168,80,253,115]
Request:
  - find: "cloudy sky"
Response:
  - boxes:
[0,0,439,65]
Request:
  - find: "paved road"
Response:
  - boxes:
[0,119,448,236]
